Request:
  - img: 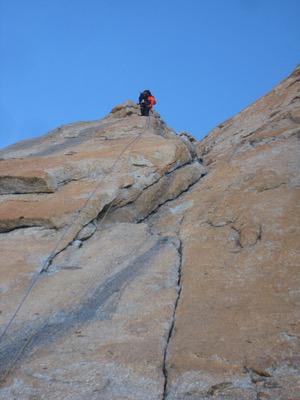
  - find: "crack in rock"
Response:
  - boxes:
[0,237,170,381]
[162,239,183,399]
[139,167,207,224]
[42,162,206,274]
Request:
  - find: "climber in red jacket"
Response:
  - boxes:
[138,90,157,116]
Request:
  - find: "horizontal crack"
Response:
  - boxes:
[256,182,286,192]
[0,220,55,234]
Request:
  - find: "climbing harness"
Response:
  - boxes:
[0,113,152,382]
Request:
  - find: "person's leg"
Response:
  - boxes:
[140,106,149,116]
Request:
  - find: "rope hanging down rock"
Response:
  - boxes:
[0,113,152,382]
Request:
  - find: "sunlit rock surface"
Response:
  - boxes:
[0,68,299,399]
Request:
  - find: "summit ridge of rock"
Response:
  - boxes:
[0,67,299,399]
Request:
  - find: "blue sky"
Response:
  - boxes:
[0,0,299,149]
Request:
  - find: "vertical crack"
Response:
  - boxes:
[162,238,183,399]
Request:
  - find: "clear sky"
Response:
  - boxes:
[0,0,299,149]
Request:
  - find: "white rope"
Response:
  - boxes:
[0,113,151,381]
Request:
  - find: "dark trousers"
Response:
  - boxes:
[140,105,150,116]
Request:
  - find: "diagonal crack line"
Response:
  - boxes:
[109,159,198,214]
[162,239,183,399]
[0,238,169,382]
[138,171,207,225]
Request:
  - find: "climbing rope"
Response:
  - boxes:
[0,112,152,382]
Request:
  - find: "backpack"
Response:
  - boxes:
[148,95,157,107]
[139,92,150,107]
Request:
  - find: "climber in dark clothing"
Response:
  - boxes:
[138,90,157,116]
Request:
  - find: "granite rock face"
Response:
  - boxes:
[0,68,299,399]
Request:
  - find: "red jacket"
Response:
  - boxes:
[148,95,157,107]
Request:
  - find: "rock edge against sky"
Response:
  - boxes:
[0,66,299,399]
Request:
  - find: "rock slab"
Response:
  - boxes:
[0,68,300,399]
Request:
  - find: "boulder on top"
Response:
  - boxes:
[110,100,140,117]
